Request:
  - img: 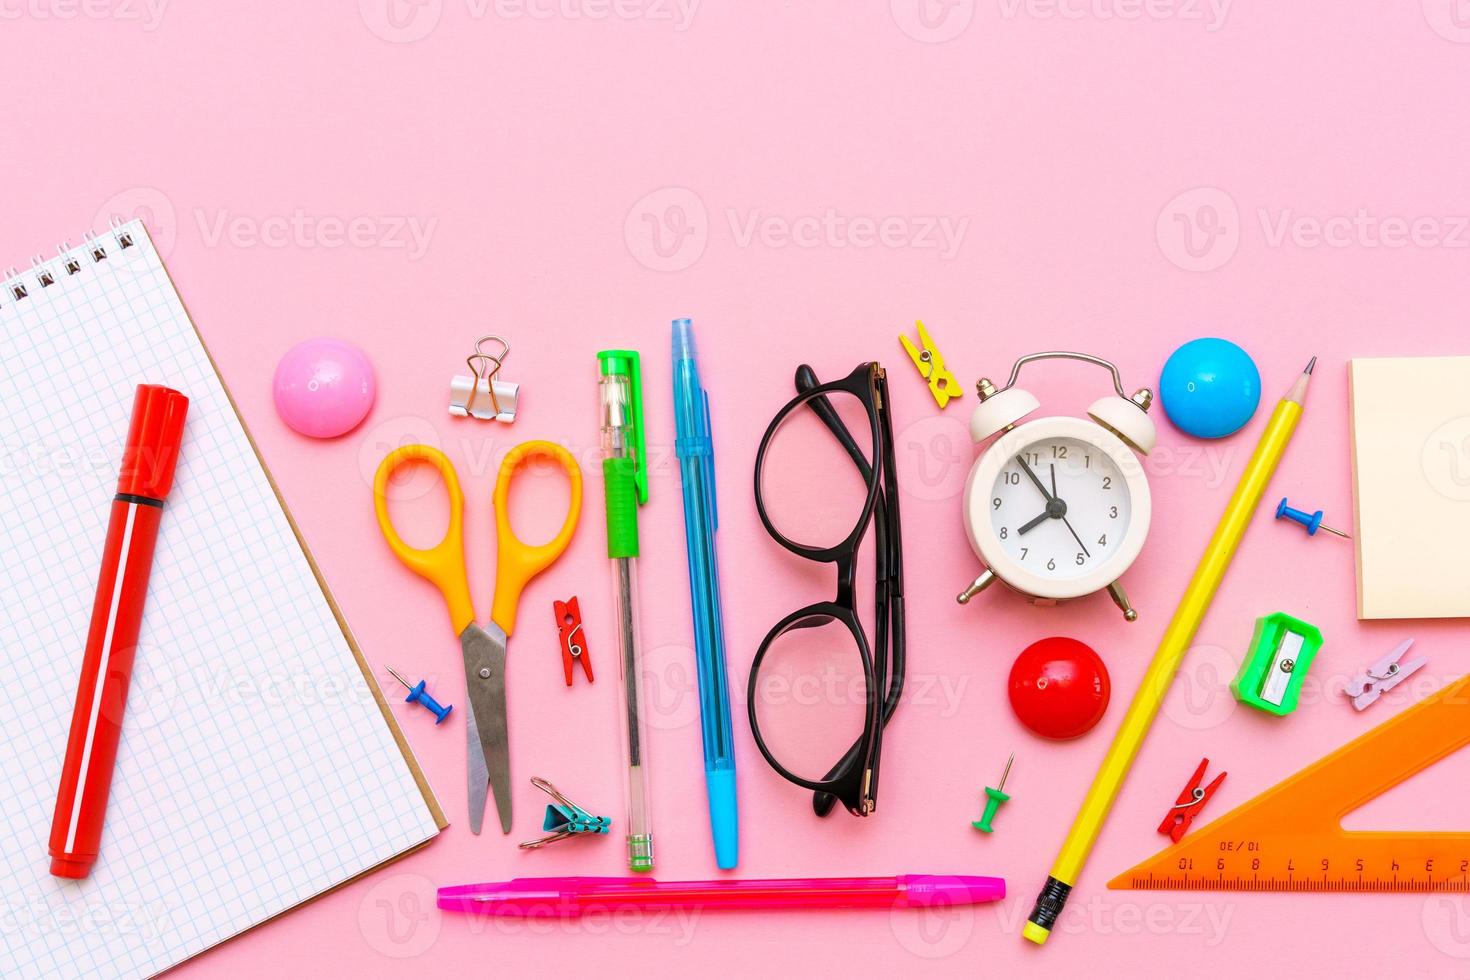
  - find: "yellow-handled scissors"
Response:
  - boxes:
[373,441,582,834]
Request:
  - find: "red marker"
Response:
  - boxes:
[49,384,188,879]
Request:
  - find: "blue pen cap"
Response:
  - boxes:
[706,769,739,869]
[672,317,696,361]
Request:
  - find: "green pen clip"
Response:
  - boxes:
[596,350,648,505]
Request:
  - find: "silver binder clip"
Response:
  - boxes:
[1344,638,1426,711]
[449,335,520,422]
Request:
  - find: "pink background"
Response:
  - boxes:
[7,1,1470,975]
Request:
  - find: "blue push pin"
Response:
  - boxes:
[1275,497,1350,539]
[386,665,453,724]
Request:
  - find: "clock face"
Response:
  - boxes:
[987,436,1132,580]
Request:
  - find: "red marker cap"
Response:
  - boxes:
[116,385,189,500]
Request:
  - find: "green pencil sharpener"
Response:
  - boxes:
[1231,612,1322,716]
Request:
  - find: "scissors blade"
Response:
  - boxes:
[461,693,489,835]
[461,621,512,834]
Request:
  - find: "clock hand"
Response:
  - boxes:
[1050,463,1058,499]
[1061,513,1091,558]
[1018,510,1050,535]
[1015,456,1055,502]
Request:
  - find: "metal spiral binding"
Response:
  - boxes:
[1,218,137,312]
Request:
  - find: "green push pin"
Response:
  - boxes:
[972,753,1014,834]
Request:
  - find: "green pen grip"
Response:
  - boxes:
[603,457,642,559]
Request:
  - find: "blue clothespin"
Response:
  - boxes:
[386,666,453,724]
[519,777,611,849]
[1275,497,1350,539]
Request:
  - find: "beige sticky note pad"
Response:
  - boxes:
[1349,356,1470,619]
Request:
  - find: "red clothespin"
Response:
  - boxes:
[554,597,593,686]
[1158,758,1226,843]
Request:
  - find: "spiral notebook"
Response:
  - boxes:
[0,220,445,979]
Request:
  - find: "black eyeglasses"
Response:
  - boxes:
[748,362,906,817]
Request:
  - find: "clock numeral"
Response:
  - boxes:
[1051,445,1068,459]
[1046,558,1056,571]
[999,527,1008,539]
[1109,506,1119,519]
[1083,455,1091,468]
[1023,451,1040,466]
[1097,534,1107,546]
[1075,553,1085,565]
[1020,547,1028,560]
[1004,471,1020,485]
[1102,476,1112,490]
[992,497,1002,510]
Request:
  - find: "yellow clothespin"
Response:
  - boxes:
[898,320,961,409]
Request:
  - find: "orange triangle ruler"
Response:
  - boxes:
[1110,672,1470,893]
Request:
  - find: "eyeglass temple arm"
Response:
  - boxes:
[794,365,874,482]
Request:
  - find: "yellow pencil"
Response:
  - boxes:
[1023,357,1316,946]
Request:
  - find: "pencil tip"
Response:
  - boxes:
[1304,356,1317,375]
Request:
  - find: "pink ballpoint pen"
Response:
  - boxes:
[438,875,1005,916]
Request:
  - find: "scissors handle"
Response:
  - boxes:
[492,441,583,636]
[373,444,476,636]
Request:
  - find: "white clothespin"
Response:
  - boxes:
[1344,639,1426,711]
[449,335,520,422]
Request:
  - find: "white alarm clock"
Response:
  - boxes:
[957,352,1156,621]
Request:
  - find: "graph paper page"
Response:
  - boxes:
[0,221,440,978]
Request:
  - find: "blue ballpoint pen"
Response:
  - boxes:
[672,317,739,869]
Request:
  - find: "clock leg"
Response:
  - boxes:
[957,569,998,605]
[1107,580,1139,622]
